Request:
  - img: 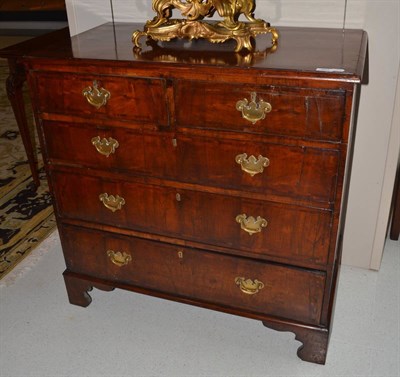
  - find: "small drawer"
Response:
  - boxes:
[61,225,326,325]
[175,81,345,141]
[32,72,169,125]
[51,172,333,267]
[42,121,147,173]
[43,122,339,204]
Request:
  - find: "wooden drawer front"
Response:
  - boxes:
[33,72,168,124]
[61,225,326,325]
[43,122,338,204]
[52,172,332,266]
[154,134,339,204]
[42,121,147,173]
[175,81,345,141]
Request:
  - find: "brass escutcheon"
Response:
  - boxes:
[235,153,270,176]
[91,136,119,157]
[107,250,132,267]
[99,193,125,212]
[82,80,111,109]
[236,214,268,235]
[235,277,265,295]
[236,92,272,124]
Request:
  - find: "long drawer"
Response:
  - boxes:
[43,121,339,204]
[61,224,326,325]
[31,72,169,125]
[51,171,332,266]
[175,80,346,141]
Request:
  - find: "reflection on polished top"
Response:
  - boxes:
[131,37,278,66]
[0,22,367,82]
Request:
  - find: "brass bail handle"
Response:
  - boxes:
[99,193,125,212]
[107,250,132,267]
[82,80,111,109]
[235,277,265,295]
[236,214,268,235]
[91,136,119,157]
[236,92,272,124]
[235,153,270,177]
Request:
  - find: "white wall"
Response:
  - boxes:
[66,0,350,35]
[65,0,400,270]
[342,1,400,269]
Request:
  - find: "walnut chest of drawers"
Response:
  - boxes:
[1,23,367,364]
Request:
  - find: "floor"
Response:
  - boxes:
[0,231,399,377]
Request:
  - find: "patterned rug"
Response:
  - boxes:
[0,59,56,280]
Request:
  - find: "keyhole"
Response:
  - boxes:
[176,193,181,202]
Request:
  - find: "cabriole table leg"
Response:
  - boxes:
[5,58,40,188]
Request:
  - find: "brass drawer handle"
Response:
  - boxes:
[236,214,268,235]
[236,92,271,124]
[235,153,270,176]
[99,193,125,212]
[235,277,265,295]
[107,250,132,267]
[91,136,119,157]
[82,80,111,109]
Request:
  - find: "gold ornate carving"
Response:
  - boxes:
[107,250,132,267]
[236,213,268,235]
[132,0,278,52]
[235,153,270,176]
[82,80,110,109]
[236,92,272,124]
[91,136,119,157]
[99,193,126,212]
[235,277,265,295]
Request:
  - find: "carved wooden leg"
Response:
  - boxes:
[262,320,329,364]
[5,58,40,188]
[63,271,115,307]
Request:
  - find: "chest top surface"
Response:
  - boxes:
[0,22,367,83]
